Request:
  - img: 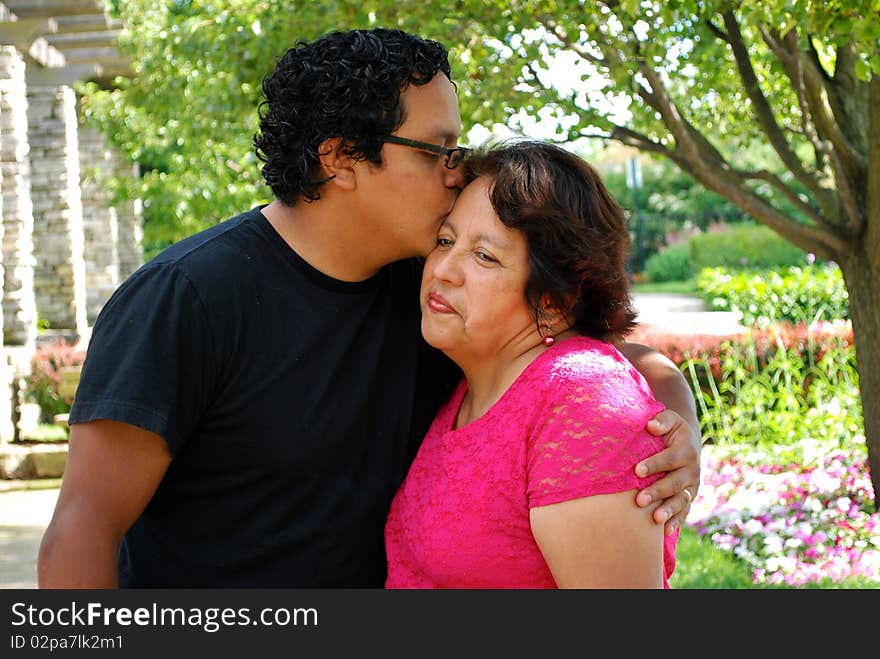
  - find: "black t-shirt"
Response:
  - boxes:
[69,206,460,587]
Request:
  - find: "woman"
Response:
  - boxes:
[385,140,678,588]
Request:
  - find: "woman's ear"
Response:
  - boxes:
[539,295,574,333]
[317,137,357,191]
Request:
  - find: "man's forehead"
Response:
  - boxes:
[398,76,462,138]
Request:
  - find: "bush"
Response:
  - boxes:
[689,224,811,271]
[683,325,861,448]
[26,340,86,422]
[644,243,693,282]
[695,264,848,326]
[628,319,860,448]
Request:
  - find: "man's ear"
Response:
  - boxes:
[317,137,357,191]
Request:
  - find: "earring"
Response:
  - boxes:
[541,327,555,346]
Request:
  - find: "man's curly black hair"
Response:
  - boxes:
[254,28,452,206]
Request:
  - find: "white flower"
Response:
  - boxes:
[764,535,784,554]
[743,519,764,537]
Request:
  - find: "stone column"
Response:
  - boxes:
[0,59,8,444]
[78,121,120,324]
[110,158,142,281]
[27,82,88,337]
[0,45,36,347]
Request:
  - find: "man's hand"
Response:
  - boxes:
[636,409,702,535]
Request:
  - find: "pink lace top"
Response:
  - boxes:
[385,335,678,588]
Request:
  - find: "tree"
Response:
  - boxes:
[382,0,880,504]
[85,0,880,501]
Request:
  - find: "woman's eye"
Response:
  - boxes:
[475,251,497,263]
[437,237,453,247]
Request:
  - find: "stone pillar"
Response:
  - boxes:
[78,121,120,324]
[28,83,88,336]
[0,60,9,444]
[111,162,142,281]
[0,45,36,346]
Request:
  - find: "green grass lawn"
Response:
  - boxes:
[22,423,69,442]
[632,279,697,295]
[671,527,756,588]
[672,527,880,589]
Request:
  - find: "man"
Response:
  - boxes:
[38,28,700,587]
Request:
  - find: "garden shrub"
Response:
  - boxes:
[689,224,811,271]
[628,319,859,448]
[644,242,693,282]
[26,340,87,422]
[695,264,848,326]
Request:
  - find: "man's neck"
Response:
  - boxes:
[261,198,394,282]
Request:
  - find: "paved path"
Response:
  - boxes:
[0,487,59,588]
[0,292,742,589]
[632,292,745,335]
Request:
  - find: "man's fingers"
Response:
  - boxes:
[636,467,699,506]
[651,489,694,534]
[636,443,684,479]
[663,516,682,536]
[636,454,666,478]
[645,410,680,440]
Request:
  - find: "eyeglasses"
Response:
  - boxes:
[383,135,470,169]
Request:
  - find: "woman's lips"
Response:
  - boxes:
[426,292,456,314]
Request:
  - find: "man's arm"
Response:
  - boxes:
[618,341,702,535]
[38,420,172,588]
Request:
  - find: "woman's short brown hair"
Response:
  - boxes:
[463,139,637,339]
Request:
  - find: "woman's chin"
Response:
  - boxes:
[420,323,456,352]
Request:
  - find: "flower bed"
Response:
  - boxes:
[688,443,880,586]
[628,319,854,378]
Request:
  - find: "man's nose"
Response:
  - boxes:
[444,164,466,190]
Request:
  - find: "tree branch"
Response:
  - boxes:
[782,29,865,170]
[676,158,846,258]
[760,28,828,156]
[601,125,844,257]
[760,28,834,192]
[535,16,606,68]
[817,41,869,157]
[606,125,674,157]
[733,168,835,230]
[761,26,866,229]
[633,61,732,169]
[717,11,829,205]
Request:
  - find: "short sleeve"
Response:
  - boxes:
[526,356,666,509]
[68,263,217,456]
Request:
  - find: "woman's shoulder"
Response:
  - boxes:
[530,336,659,408]
[543,336,633,379]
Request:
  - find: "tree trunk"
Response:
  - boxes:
[838,250,880,510]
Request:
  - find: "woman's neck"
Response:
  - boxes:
[452,330,578,428]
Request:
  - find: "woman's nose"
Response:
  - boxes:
[429,250,462,285]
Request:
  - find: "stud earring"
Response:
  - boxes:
[541,326,555,346]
